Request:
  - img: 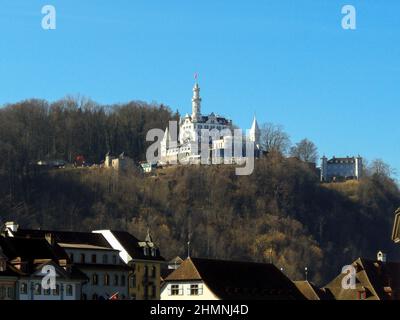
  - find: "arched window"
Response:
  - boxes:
[66,285,73,296]
[80,253,85,263]
[34,283,41,295]
[53,284,60,296]
[92,274,98,285]
[103,254,108,264]
[104,274,110,286]
[114,274,119,286]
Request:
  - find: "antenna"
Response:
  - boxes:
[187,239,191,258]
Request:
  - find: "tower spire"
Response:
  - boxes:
[191,74,201,121]
[249,115,260,145]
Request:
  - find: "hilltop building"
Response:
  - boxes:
[104,152,135,172]
[160,81,262,165]
[320,155,363,182]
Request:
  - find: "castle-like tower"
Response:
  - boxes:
[159,79,262,165]
[191,82,202,121]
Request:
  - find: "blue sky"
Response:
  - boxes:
[0,0,400,173]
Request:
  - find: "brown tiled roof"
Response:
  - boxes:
[324,257,400,300]
[164,258,201,281]
[294,281,333,300]
[165,257,305,300]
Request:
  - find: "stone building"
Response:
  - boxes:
[320,155,363,182]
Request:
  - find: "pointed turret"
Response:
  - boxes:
[145,228,153,243]
[161,126,171,157]
[161,127,170,146]
[249,116,260,145]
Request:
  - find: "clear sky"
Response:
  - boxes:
[0,0,399,174]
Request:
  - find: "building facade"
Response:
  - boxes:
[0,249,18,300]
[161,257,305,300]
[0,233,86,300]
[104,152,135,172]
[93,229,164,300]
[324,252,400,300]
[320,155,363,182]
[59,243,130,300]
[1,222,163,300]
[160,81,261,165]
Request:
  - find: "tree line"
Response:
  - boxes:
[0,99,399,284]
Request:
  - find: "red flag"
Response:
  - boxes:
[109,292,119,300]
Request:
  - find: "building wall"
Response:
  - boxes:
[64,248,129,300]
[0,278,17,300]
[18,279,81,300]
[92,230,163,300]
[131,261,161,300]
[79,268,129,300]
[160,281,218,300]
[65,248,120,265]
[321,157,363,181]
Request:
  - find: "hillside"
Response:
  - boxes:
[1,153,399,284]
[1,100,399,285]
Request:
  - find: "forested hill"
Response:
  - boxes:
[0,97,177,167]
[1,99,399,284]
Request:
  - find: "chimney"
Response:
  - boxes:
[5,221,19,234]
[377,251,387,263]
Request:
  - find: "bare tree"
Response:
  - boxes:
[368,159,395,178]
[290,138,318,163]
[260,123,291,155]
